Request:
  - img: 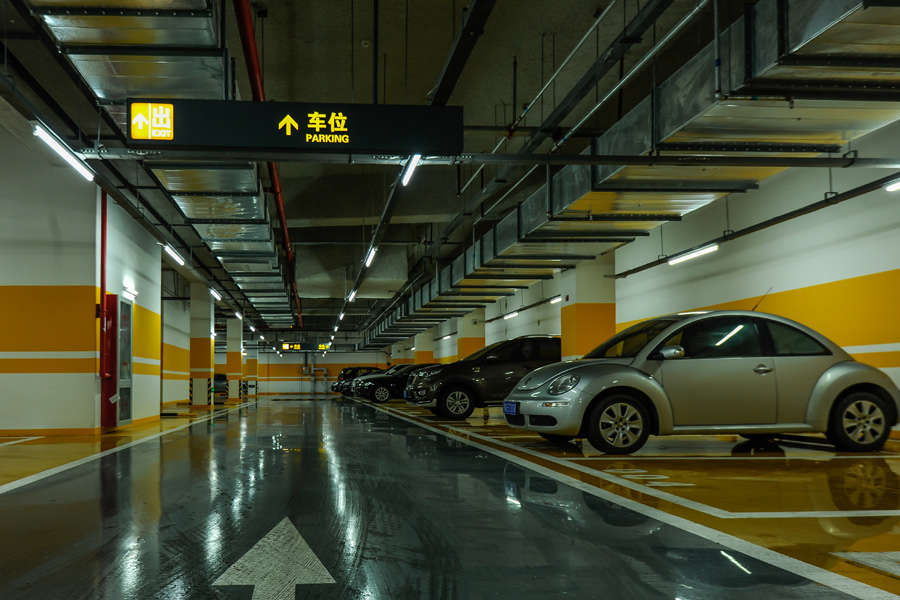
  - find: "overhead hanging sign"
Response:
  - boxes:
[127,99,463,155]
[281,342,332,351]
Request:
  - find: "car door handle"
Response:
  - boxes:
[753,364,773,374]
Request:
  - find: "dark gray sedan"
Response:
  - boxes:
[503,311,900,454]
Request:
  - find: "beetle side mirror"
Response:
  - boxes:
[657,346,685,360]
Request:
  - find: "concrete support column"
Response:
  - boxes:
[414,329,434,364]
[226,318,243,404]
[457,308,485,360]
[245,347,258,398]
[560,255,616,360]
[189,282,214,408]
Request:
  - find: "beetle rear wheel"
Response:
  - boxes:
[828,391,891,452]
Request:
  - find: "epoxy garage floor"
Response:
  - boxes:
[1,397,899,599]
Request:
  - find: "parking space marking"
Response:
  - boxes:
[571,454,897,461]
[368,401,900,600]
[377,403,900,519]
[0,402,256,497]
[0,437,43,448]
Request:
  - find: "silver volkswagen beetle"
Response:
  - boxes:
[503,311,900,454]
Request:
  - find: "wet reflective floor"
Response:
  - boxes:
[0,397,897,599]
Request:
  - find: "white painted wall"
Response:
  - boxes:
[485,276,562,344]
[0,114,99,430]
[615,117,900,387]
[433,319,458,361]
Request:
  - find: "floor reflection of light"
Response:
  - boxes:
[720,550,752,575]
[205,510,224,561]
[120,533,142,597]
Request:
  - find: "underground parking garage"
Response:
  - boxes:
[2,0,900,598]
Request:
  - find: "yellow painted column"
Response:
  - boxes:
[414,329,434,364]
[560,256,616,360]
[189,282,215,408]
[226,317,243,404]
[245,347,258,398]
[456,307,485,360]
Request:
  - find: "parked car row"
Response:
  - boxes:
[331,363,438,403]
[331,366,382,396]
[334,311,900,455]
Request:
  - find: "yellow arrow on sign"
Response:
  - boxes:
[279,114,299,136]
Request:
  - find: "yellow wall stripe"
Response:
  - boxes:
[0,358,95,373]
[133,363,160,376]
[0,286,96,352]
[133,303,161,360]
[617,269,900,350]
[849,351,900,369]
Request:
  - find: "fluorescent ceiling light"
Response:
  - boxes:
[715,324,744,347]
[164,244,185,266]
[331,335,335,340]
[442,335,451,340]
[259,335,264,340]
[401,153,422,186]
[235,312,243,320]
[33,125,94,181]
[339,312,345,320]
[365,247,377,267]
[885,181,900,192]
[550,296,562,304]
[503,311,519,320]
[334,325,339,332]
[209,288,222,301]
[668,244,718,266]
[348,289,357,302]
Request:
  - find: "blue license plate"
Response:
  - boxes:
[503,401,518,416]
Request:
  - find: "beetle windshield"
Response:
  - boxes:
[584,319,677,359]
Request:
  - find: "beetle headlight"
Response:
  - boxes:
[548,373,580,395]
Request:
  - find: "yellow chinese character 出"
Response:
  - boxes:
[307,111,326,132]
[328,112,348,132]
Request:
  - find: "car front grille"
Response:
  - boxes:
[504,414,525,426]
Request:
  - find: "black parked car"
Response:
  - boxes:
[332,366,382,395]
[405,335,561,419]
[354,363,438,403]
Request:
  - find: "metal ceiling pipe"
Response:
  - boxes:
[99,189,111,380]
[233,0,303,327]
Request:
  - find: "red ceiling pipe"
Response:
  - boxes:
[99,189,111,379]
[233,0,303,328]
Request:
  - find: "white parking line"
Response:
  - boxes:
[0,437,43,448]
[570,454,898,461]
[377,404,900,520]
[368,402,899,600]
[0,402,255,497]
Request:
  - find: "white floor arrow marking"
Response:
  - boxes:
[213,518,335,599]
[833,552,900,578]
